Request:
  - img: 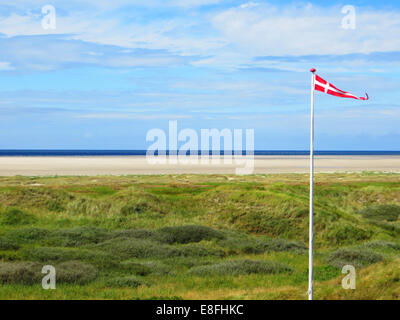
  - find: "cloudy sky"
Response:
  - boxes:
[0,0,399,150]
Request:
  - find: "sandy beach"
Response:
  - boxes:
[0,155,399,176]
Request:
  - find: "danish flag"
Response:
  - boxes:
[314,74,369,100]
[307,68,369,301]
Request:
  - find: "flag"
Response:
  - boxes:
[307,68,369,300]
[314,74,369,100]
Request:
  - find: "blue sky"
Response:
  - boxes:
[0,0,400,150]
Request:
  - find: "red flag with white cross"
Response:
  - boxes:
[314,73,369,100]
[307,68,369,301]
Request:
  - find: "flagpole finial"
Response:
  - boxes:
[310,68,316,73]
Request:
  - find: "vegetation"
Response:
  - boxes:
[0,173,399,299]
[326,249,384,268]
[188,259,293,276]
[359,204,400,222]
[105,275,146,288]
[1,208,37,226]
[0,261,96,285]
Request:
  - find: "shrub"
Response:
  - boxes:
[157,225,225,244]
[50,226,109,246]
[359,204,400,222]
[94,238,171,259]
[242,238,306,254]
[325,223,372,245]
[6,228,50,243]
[56,261,97,284]
[23,247,78,262]
[188,259,293,276]
[163,257,214,269]
[95,238,223,259]
[105,276,145,288]
[0,262,42,284]
[0,261,97,285]
[0,208,37,225]
[110,229,158,241]
[327,249,384,268]
[22,247,118,269]
[0,238,19,250]
[363,241,400,251]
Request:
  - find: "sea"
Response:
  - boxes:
[0,150,399,156]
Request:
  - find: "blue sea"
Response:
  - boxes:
[0,150,399,156]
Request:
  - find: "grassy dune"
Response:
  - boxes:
[0,173,400,300]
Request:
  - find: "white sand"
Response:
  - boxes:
[0,155,399,176]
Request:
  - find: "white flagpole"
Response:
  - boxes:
[308,68,316,300]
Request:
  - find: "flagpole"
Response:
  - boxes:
[308,68,316,300]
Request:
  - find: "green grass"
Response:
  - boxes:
[0,208,37,226]
[359,204,400,222]
[0,173,399,299]
[105,275,146,288]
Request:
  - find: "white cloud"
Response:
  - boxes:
[0,5,226,57]
[212,4,400,56]
[1,2,400,71]
[0,34,201,71]
[239,2,258,9]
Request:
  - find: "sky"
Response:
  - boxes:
[0,0,400,150]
